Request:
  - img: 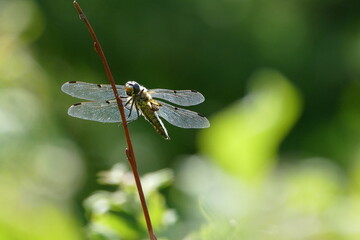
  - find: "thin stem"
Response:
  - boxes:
[72,1,157,240]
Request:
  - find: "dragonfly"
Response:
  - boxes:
[61,81,210,139]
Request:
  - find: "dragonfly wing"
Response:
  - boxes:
[61,81,126,101]
[67,100,139,123]
[149,88,205,106]
[156,100,210,128]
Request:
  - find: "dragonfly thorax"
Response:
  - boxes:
[125,81,153,105]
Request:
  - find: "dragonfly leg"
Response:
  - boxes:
[124,99,131,107]
[135,103,140,118]
[128,98,135,118]
[124,98,133,110]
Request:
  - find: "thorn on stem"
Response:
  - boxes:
[79,13,85,21]
[125,148,137,168]
[93,42,99,53]
[125,148,131,159]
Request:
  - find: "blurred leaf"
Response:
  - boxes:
[349,149,360,196]
[98,164,129,186]
[92,213,141,240]
[185,219,245,240]
[199,69,302,182]
[0,200,83,240]
[0,1,85,239]
[142,169,174,196]
[279,158,343,214]
[85,164,176,240]
[0,0,44,40]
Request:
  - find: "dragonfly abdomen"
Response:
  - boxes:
[140,104,169,140]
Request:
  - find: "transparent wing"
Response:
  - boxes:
[156,100,210,128]
[149,88,205,106]
[67,100,140,123]
[61,81,126,101]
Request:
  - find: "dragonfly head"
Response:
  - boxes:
[125,81,141,96]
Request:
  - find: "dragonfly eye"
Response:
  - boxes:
[132,83,140,94]
[125,81,141,96]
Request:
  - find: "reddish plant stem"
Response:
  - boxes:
[73,1,156,240]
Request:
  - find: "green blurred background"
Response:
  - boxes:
[1,0,360,239]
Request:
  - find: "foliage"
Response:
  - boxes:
[1,0,360,239]
[175,70,360,239]
[84,164,176,240]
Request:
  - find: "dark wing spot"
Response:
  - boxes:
[173,90,177,94]
[197,112,205,117]
[73,102,82,106]
[69,81,77,83]
[191,90,198,93]
[105,100,110,104]
[97,84,102,88]
[174,107,178,110]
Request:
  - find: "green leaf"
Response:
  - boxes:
[199,69,302,183]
